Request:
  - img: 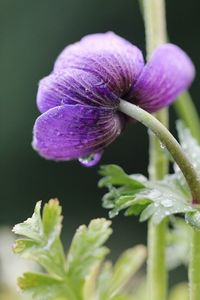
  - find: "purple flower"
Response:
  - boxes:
[33,32,195,166]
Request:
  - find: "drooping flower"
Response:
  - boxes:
[33,32,195,166]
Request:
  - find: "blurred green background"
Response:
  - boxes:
[1,0,200,290]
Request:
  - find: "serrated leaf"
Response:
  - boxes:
[97,245,146,300]
[109,245,146,297]
[13,200,145,300]
[13,201,43,242]
[82,263,100,300]
[18,272,70,300]
[13,200,66,277]
[42,199,62,241]
[99,165,145,189]
[100,164,195,223]
[138,176,195,224]
[66,218,112,282]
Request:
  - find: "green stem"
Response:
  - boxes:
[174,91,200,144]
[147,218,167,300]
[119,99,200,201]
[189,229,200,300]
[148,109,169,180]
[143,0,167,57]
[143,0,168,299]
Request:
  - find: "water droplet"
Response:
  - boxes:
[161,199,173,208]
[78,151,103,167]
[150,190,162,198]
[160,142,166,149]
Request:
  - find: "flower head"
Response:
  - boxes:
[33,32,195,166]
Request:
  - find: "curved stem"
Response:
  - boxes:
[119,99,200,201]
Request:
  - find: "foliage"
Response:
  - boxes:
[99,122,200,230]
[13,200,146,300]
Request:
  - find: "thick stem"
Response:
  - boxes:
[142,1,168,299]
[147,219,167,300]
[189,229,200,300]
[143,0,167,57]
[119,99,200,201]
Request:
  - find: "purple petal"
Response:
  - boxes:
[37,68,119,113]
[33,104,124,162]
[128,44,195,112]
[53,32,144,98]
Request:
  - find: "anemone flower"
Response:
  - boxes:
[33,32,195,166]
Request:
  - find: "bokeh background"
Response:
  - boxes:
[1,0,200,293]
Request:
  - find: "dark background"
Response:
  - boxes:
[1,0,199,286]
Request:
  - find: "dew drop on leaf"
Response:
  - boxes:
[78,151,103,167]
[161,199,173,207]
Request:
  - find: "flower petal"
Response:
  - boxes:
[129,44,195,112]
[37,68,119,113]
[53,32,144,98]
[33,104,124,161]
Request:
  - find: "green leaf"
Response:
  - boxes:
[109,245,146,296]
[13,199,66,277]
[42,199,63,240]
[97,245,146,300]
[13,201,43,242]
[66,218,112,297]
[99,164,195,224]
[99,165,146,189]
[13,200,145,300]
[18,272,69,300]
[139,175,195,224]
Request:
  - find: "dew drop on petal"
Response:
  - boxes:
[78,151,103,167]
